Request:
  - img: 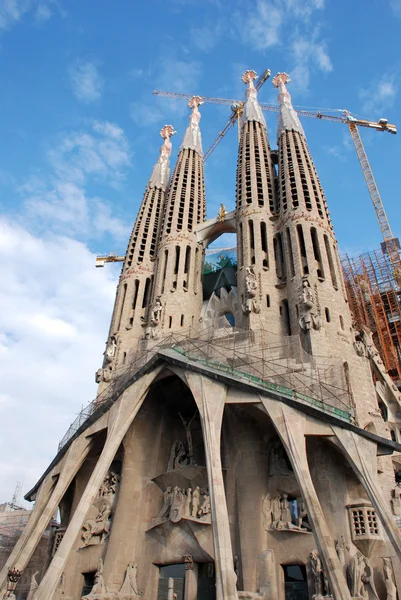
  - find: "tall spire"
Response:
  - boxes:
[180,96,203,155]
[241,69,266,127]
[149,124,176,191]
[272,72,305,140]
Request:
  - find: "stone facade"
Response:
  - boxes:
[4,70,401,600]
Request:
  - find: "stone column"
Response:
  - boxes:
[260,397,352,600]
[185,372,238,600]
[0,435,93,592]
[32,368,161,600]
[184,563,198,600]
[331,426,401,560]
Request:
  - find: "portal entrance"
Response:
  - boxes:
[198,563,216,600]
[283,565,308,600]
[157,564,186,600]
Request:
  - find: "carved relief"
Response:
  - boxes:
[298,279,321,331]
[82,559,107,598]
[391,482,401,515]
[152,485,210,525]
[80,472,120,548]
[347,552,379,600]
[104,337,117,363]
[262,492,310,532]
[242,266,260,314]
[119,561,143,597]
[335,535,350,566]
[383,558,397,600]
[95,367,112,384]
[309,550,330,598]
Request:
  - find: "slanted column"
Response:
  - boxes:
[260,397,353,600]
[0,436,93,593]
[332,427,401,559]
[32,369,161,600]
[185,373,238,600]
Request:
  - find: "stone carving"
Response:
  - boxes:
[218,204,227,222]
[299,279,321,331]
[309,550,323,597]
[391,482,401,515]
[242,266,260,314]
[183,555,194,570]
[347,552,379,600]
[81,472,119,547]
[120,561,143,596]
[268,442,293,477]
[104,337,117,363]
[167,441,187,471]
[90,559,107,596]
[353,331,366,357]
[263,492,308,532]
[95,367,112,384]
[262,492,272,530]
[335,535,350,566]
[383,558,397,600]
[150,297,163,327]
[26,571,39,600]
[152,485,210,524]
[149,125,176,191]
[167,578,177,600]
[179,411,197,466]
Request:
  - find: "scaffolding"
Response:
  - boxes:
[342,247,401,384]
[59,325,355,451]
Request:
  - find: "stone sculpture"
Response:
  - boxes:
[262,492,272,530]
[383,558,397,600]
[192,486,201,518]
[335,535,350,567]
[184,488,192,517]
[242,266,260,314]
[150,297,163,327]
[347,552,379,599]
[170,486,185,523]
[120,561,143,596]
[218,203,227,222]
[199,493,210,516]
[280,494,292,523]
[153,485,210,524]
[268,442,293,477]
[155,487,172,520]
[298,279,321,331]
[167,440,187,471]
[263,491,308,531]
[26,571,39,600]
[91,559,107,595]
[81,501,112,546]
[99,472,119,497]
[391,482,401,515]
[104,337,117,363]
[178,411,197,466]
[310,550,323,597]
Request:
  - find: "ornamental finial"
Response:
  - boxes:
[188,96,204,110]
[272,72,291,88]
[180,97,203,155]
[241,69,266,127]
[160,124,176,140]
[242,70,258,87]
[149,125,176,190]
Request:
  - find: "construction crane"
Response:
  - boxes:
[153,87,400,279]
[96,253,125,268]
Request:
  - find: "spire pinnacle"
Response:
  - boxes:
[149,125,176,190]
[180,96,203,155]
[272,72,305,139]
[241,69,266,127]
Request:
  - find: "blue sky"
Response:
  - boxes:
[0,0,400,502]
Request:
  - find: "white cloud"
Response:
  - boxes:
[68,60,104,104]
[190,22,224,53]
[35,2,52,21]
[0,0,61,31]
[389,0,401,17]
[0,219,118,501]
[359,74,397,117]
[290,35,332,93]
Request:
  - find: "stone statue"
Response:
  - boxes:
[271,495,282,528]
[218,203,227,222]
[81,501,112,547]
[170,486,185,523]
[297,499,308,530]
[26,571,39,600]
[383,558,397,600]
[99,472,119,497]
[150,297,163,326]
[155,487,172,520]
[167,440,187,471]
[362,556,379,600]
[95,367,112,384]
[269,442,293,477]
[242,266,260,314]
[192,486,200,518]
[391,482,401,516]
[262,492,272,530]
[309,550,323,596]
[354,332,366,357]
[198,493,210,517]
[280,493,292,525]
[104,337,117,363]
[335,535,350,566]
[299,279,321,331]
[120,561,143,596]
[91,559,107,595]
[184,488,192,517]
[178,411,197,466]
[347,552,379,599]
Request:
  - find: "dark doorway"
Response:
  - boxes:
[198,563,216,600]
[283,564,308,600]
[81,572,95,597]
[157,564,186,600]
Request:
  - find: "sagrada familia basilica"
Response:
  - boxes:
[2,71,401,600]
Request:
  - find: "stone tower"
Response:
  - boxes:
[150,96,206,337]
[5,70,401,600]
[96,125,176,384]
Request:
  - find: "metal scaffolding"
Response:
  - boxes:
[342,248,401,384]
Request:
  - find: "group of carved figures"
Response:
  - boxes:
[154,486,210,523]
[262,492,309,531]
[309,543,397,600]
[82,558,143,598]
[81,472,120,547]
[298,279,322,332]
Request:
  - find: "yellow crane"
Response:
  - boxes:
[96,252,125,268]
[153,84,400,278]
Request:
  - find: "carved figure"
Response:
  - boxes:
[362,556,379,600]
[91,559,107,595]
[354,332,366,357]
[269,442,293,477]
[262,492,272,530]
[192,486,200,518]
[26,571,39,600]
[280,493,292,524]
[184,488,192,517]
[271,495,282,527]
[335,535,350,566]
[348,551,378,599]
[391,482,401,516]
[99,472,119,497]
[299,279,321,331]
[383,558,397,600]
[179,411,197,466]
[218,204,227,222]
[104,337,117,363]
[309,550,322,596]
[95,367,112,383]
[242,266,260,314]
[81,501,111,546]
[198,493,210,517]
[170,486,185,523]
[297,499,308,530]
[155,487,172,520]
[150,297,163,326]
[167,440,187,471]
[120,561,143,596]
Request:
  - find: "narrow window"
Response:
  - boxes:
[286,228,295,278]
[238,222,244,267]
[169,316,173,329]
[324,234,338,290]
[180,314,184,326]
[274,233,286,279]
[132,279,139,310]
[184,245,191,274]
[260,221,269,268]
[116,283,127,330]
[174,246,180,275]
[249,219,255,264]
[142,277,151,308]
[296,224,309,275]
[122,352,127,365]
[281,299,291,335]
[266,294,270,308]
[82,573,96,597]
[325,307,331,322]
[161,249,168,294]
[339,315,344,330]
[310,227,324,279]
